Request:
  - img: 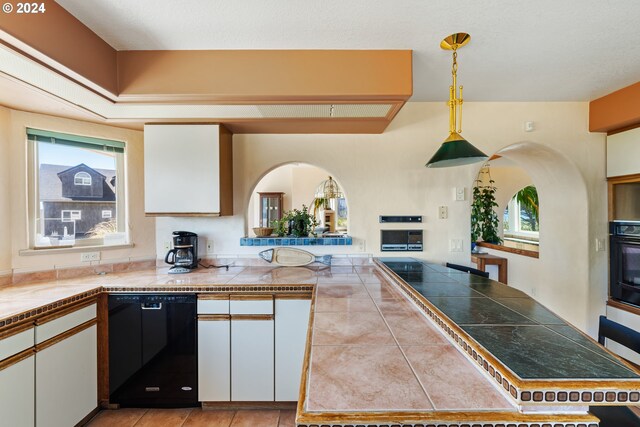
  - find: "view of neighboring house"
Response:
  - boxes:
[39,163,116,238]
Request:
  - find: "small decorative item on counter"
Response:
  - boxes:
[259,247,332,266]
[272,205,319,238]
[252,227,274,237]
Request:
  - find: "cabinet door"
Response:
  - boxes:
[198,318,231,401]
[36,325,97,427]
[275,298,311,401]
[231,317,274,401]
[144,124,223,215]
[0,353,35,427]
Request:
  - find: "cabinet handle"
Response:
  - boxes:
[141,303,162,310]
[231,314,274,321]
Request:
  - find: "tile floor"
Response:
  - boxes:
[86,408,295,427]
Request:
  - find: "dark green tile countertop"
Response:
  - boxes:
[379,258,640,380]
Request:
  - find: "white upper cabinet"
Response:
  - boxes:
[607,127,640,177]
[144,124,233,216]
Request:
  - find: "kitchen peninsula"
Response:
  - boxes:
[0,258,638,427]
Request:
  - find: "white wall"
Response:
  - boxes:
[155,102,607,334]
[1,109,155,273]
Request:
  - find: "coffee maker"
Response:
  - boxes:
[165,231,199,274]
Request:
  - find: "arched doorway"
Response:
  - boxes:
[471,142,595,332]
[246,163,349,237]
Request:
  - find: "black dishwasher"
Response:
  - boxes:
[108,294,198,408]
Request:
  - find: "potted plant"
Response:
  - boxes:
[272,205,319,238]
[470,166,502,247]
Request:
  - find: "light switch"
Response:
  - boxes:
[439,206,448,219]
[450,239,463,252]
[596,238,606,252]
[454,187,466,201]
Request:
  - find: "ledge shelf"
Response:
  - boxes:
[240,236,352,246]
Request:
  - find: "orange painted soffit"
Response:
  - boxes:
[0,0,118,94]
[589,81,640,133]
[0,2,412,133]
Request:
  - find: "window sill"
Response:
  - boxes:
[19,243,135,256]
[476,241,539,259]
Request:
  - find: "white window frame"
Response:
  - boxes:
[101,210,112,219]
[27,128,127,249]
[505,197,539,240]
[74,171,92,186]
[61,210,82,222]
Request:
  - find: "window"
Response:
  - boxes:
[27,128,127,248]
[61,210,82,222]
[504,185,539,240]
[74,172,92,186]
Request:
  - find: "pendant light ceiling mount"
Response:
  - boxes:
[426,32,488,169]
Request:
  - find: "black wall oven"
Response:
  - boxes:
[610,221,640,307]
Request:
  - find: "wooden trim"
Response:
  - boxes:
[0,348,35,372]
[231,314,274,321]
[0,321,33,340]
[608,122,640,136]
[202,401,296,410]
[275,293,313,300]
[198,314,231,321]
[97,293,109,406]
[35,298,97,326]
[74,406,100,427]
[198,294,230,300]
[219,124,233,216]
[477,241,539,258]
[607,173,640,220]
[296,410,598,425]
[608,299,640,316]
[230,294,274,301]
[296,286,316,417]
[35,318,97,352]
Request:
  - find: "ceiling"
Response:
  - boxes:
[55,0,640,102]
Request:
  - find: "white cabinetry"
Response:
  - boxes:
[35,303,97,427]
[275,297,311,401]
[198,296,230,401]
[0,326,35,427]
[607,127,640,177]
[230,296,274,401]
[144,124,233,216]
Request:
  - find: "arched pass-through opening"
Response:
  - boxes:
[473,142,592,331]
[245,162,349,237]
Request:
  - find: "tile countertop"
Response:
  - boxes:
[0,260,624,426]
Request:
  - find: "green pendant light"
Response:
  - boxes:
[426,33,488,168]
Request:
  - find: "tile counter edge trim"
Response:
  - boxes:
[240,236,353,246]
[374,259,640,407]
[0,285,314,331]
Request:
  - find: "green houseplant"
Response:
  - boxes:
[471,167,502,245]
[272,205,319,238]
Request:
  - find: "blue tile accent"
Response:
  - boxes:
[240,236,353,246]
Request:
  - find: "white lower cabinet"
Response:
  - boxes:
[36,324,97,427]
[198,317,231,401]
[231,317,274,401]
[275,298,311,401]
[0,353,35,427]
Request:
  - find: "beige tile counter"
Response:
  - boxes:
[0,263,600,426]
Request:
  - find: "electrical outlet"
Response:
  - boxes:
[449,239,463,252]
[358,239,366,252]
[439,206,448,219]
[80,251,100,262]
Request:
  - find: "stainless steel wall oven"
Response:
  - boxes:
[610,221,640,307]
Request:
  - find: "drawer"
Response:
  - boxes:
[35,303,96,344]
[197,295,230,314]
[230,295,273,315]
[0,327,34,361]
